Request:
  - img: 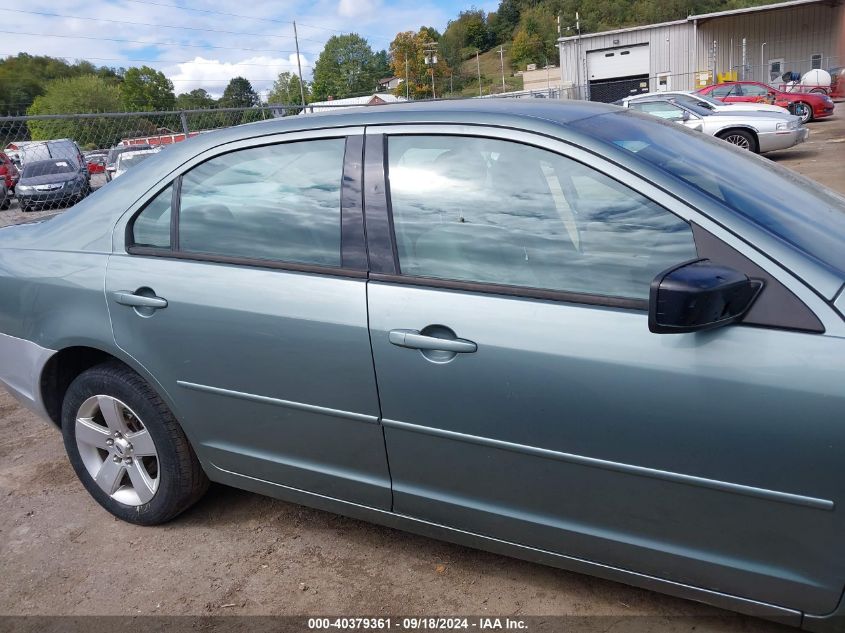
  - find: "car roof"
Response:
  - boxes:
[119,149,160,158]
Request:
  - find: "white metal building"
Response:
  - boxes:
[557,0,845,102]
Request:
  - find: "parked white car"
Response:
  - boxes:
[617,91,792,115]
[112,148,162,180]
[621,97,807,153]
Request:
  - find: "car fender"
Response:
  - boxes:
[709,122,761,137]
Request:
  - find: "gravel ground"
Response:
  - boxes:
[0,112,843,631]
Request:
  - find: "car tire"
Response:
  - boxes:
[717,129,758,153]
[0,198,9,210]
[61,361,209,525]
[791,102,813,123]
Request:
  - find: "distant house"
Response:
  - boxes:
[377,76,402,92]
[302,94,406,114]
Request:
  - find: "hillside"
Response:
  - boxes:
[457,47,523,97]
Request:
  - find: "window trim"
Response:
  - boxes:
[125,132,365,275]
[368,128,697,310]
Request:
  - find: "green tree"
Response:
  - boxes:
[511,4,559,68]
[312,34,380,100]
[0,53,121,115]
[510,28,545,68]
[390,28,450,99]
[26,75,123,146]
[175,88,217,110]
[219,76,259,108]
[372,50,392,82]
[441,9,492,70]
[267,71,310,105]
[492,0,521,42]
[121,65,175,111]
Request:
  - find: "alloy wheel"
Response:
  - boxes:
[74,395,159,505]
[723,134,751,150]
[794,103,811,123]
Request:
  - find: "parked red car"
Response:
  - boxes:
[697,81,835,123]
[0,152,19,192]
[84,151,107,174]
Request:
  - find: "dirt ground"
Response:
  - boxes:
[0,110,843,631]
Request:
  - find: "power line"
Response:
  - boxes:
[0,29,322,56]
[0,8,326,44]
[117,0,393,42]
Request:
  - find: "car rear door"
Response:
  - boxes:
[363,126,845,615]
[106,130,392,509]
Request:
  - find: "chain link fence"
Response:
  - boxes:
[0,65,840,213]
[0,105,324,212]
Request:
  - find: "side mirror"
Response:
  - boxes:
[649,259,763,334]
[681,110,691,121]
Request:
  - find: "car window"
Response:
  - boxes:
[574,110,845,280]
[742,84,770,97]
[177,138,345,266]
[118,153,156,170]
[628,101,686,120]
[710,85,735,98]
[21,160,74,178]
[131,185,173,249]
[386,136,697,301]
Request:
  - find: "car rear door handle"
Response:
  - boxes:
[388,329,477,353]
[112,291,168,309]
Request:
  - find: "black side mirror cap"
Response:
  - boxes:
[649,259,764,334]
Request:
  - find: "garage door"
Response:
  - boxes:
[587,44,649,81]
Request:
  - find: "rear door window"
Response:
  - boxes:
[176,138,346,266]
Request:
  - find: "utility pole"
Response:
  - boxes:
[405,56,409,99]
[423,42,438,99]
[741,38,747,80]
[476,50,482,96]
[292,21,306,108]
[761,42,767,82]
[498,45,506,92]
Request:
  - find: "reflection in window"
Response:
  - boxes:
[177,139,345,266]
[387,136,697,300]
[132,184,173,248]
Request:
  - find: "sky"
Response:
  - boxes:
[0,0,497,98]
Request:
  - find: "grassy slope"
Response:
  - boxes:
[456,47,524,97]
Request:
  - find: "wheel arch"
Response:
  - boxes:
[38,343,181,432]
[715,126,760,152]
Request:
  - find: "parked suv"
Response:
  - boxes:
[19,139,90,185]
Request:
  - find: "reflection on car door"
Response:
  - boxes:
[107,134,392,509]
[365,130,845,614]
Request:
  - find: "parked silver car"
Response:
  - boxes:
[616,90,792,115]
[620,96,807,153]
[1,100,845,631]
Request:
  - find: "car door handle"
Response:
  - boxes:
[388,329,477,353]
[112,291,168,309]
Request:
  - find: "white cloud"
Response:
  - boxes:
[164,54,310,99]
[0,0,454,103]
[338,0,381,19]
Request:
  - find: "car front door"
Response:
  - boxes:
[363,127,845,614]
[716,84,746,102]
[106,131,392,509]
